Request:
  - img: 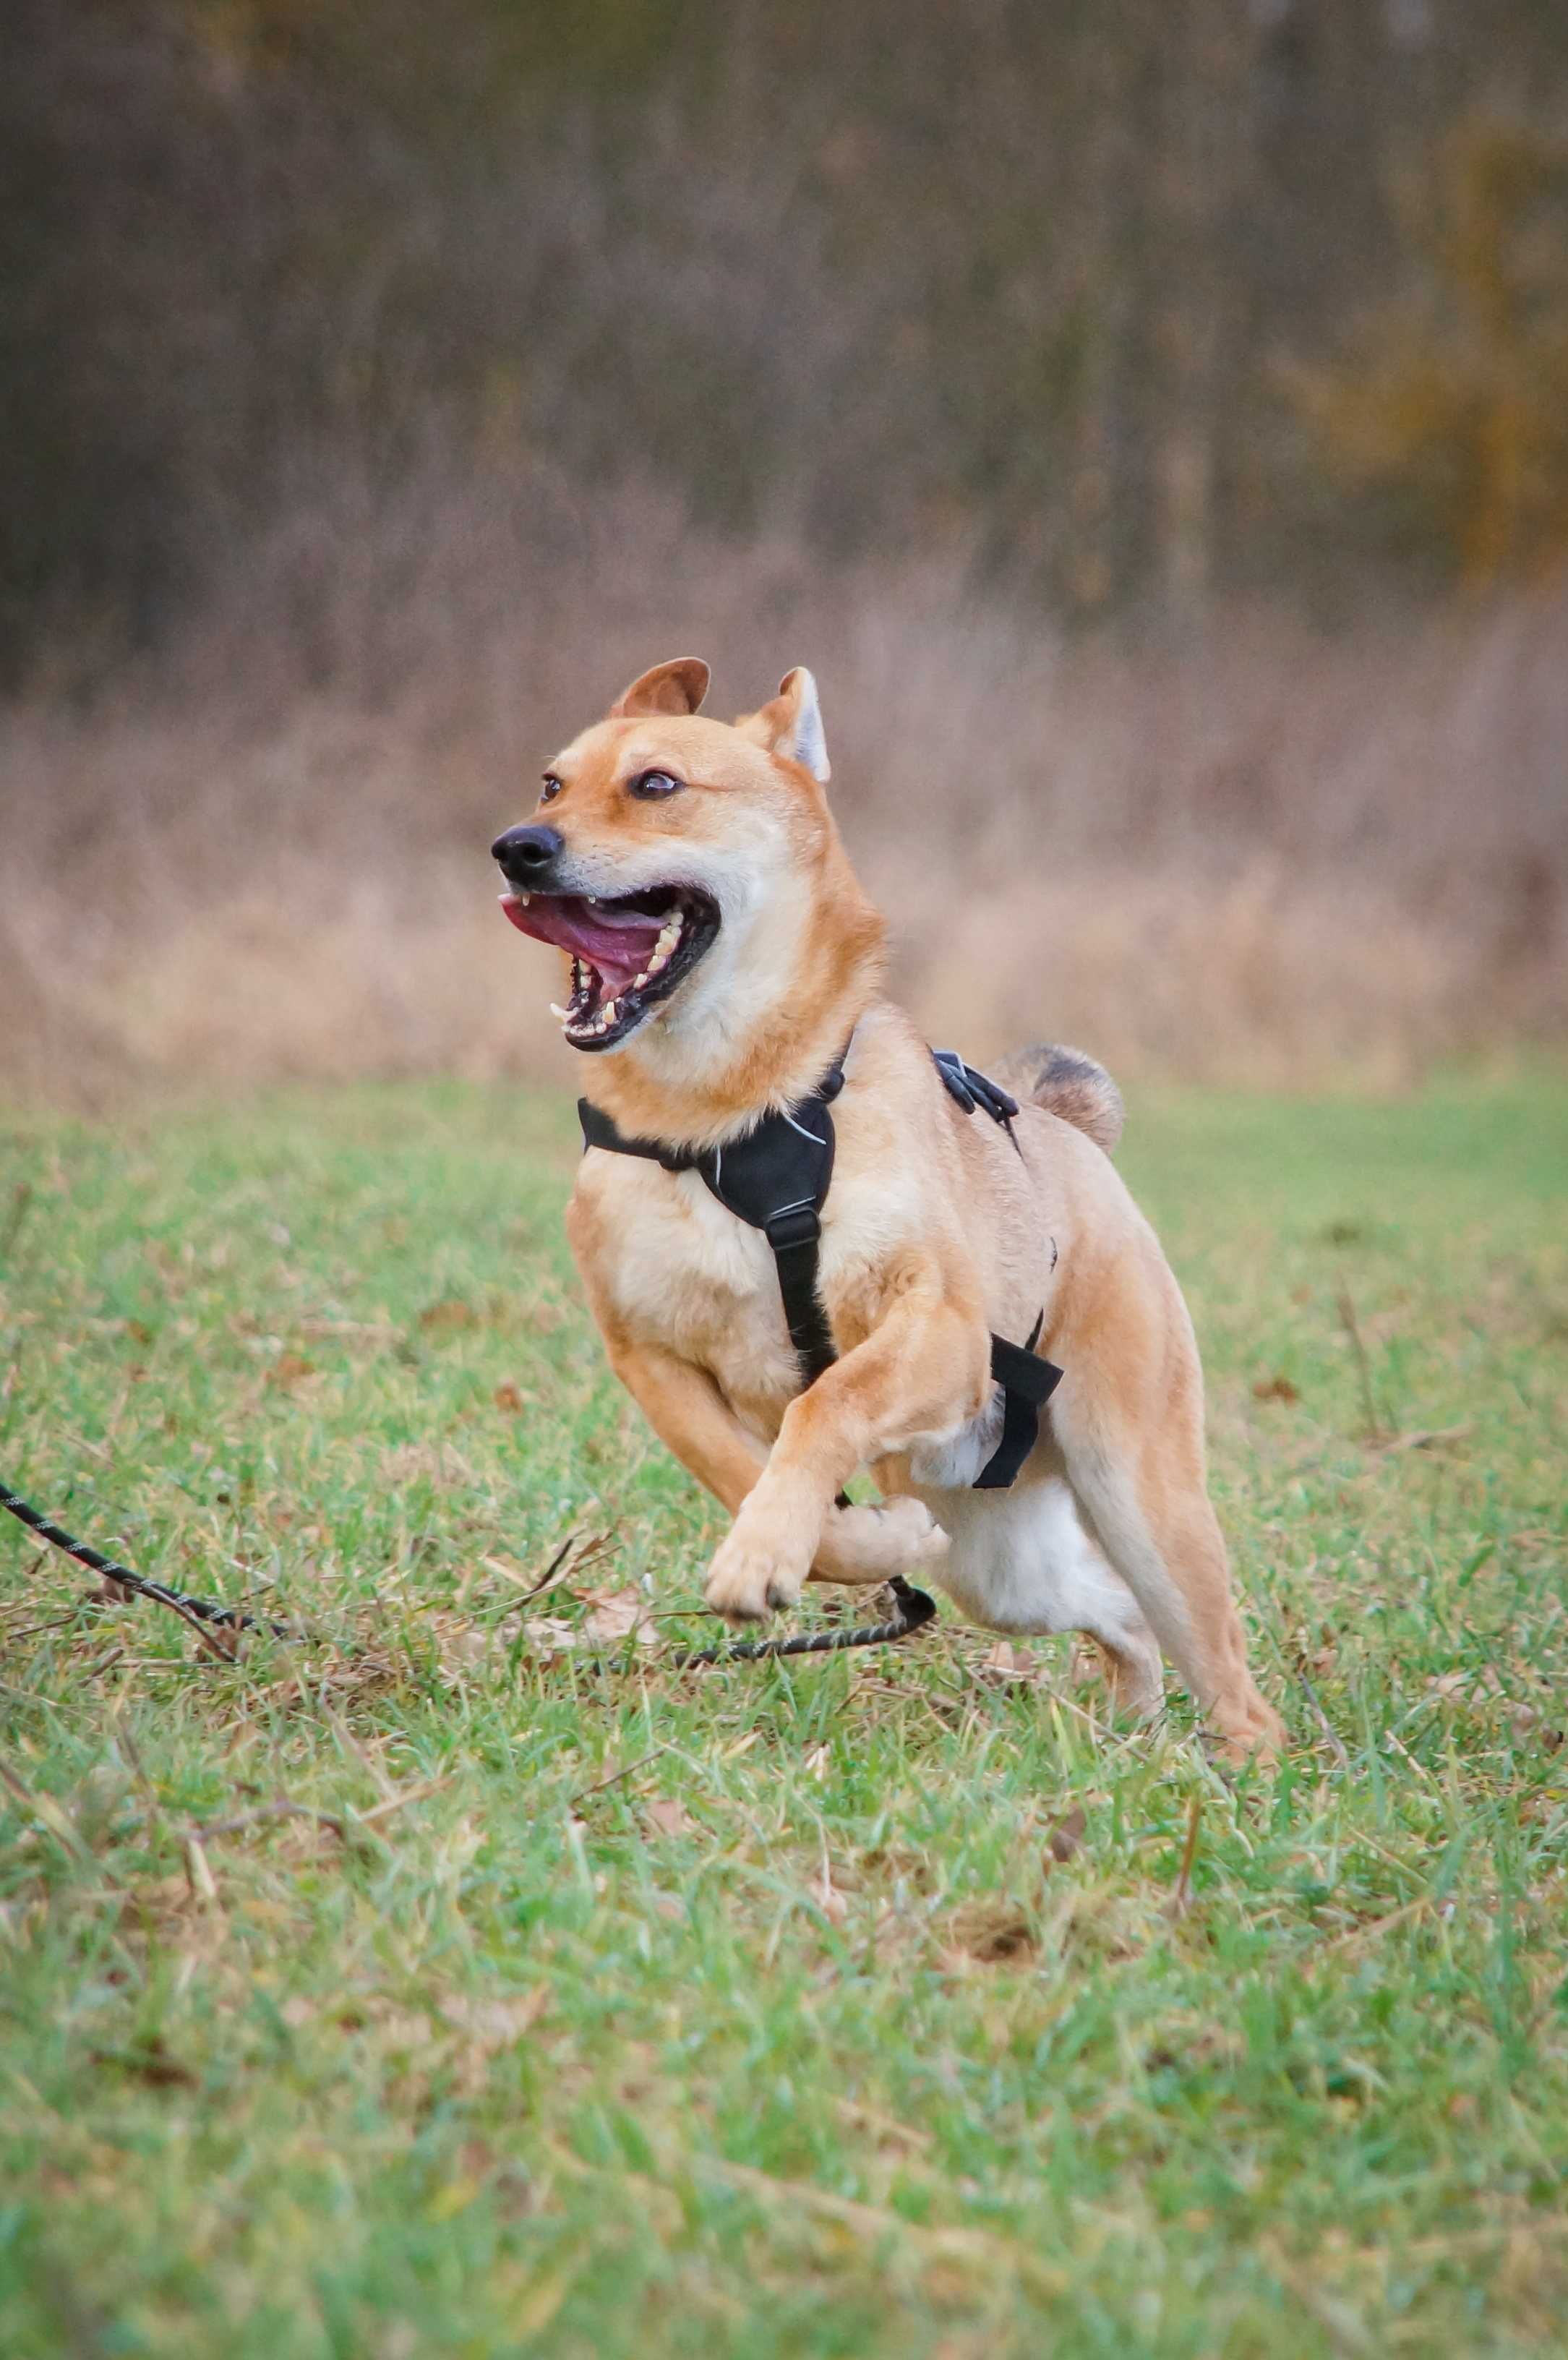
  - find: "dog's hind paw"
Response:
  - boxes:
[1207,1687,1287,1766]
[813,1496,950,1586]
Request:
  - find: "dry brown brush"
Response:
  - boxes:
[4,481,1564,1105]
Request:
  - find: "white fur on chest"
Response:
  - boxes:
[585,1148,935,1436]
[590,1163,800,1421]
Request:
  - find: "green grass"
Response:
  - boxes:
[1,1070,1566,2357]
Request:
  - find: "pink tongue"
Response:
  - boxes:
[500,893,663,994]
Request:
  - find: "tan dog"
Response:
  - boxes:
[492,659,1282,1758]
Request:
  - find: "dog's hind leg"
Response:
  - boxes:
[1036,1506,1165,1721]
[1048,1258,1285,1760]
[927,1477,1163,1721]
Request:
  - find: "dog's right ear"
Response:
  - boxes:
[610,658,710,719]
[734,667,831,782]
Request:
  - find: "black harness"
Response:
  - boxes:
[578,1044,1062,1490]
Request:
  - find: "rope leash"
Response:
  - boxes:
[1,1482,291,1638]
[1,1479,936,1668]
[661,1573,935,1667]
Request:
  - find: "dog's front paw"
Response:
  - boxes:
[703,1517,810,1625]
[815,1496,951,1584]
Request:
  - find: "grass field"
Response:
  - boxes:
[2,1071,1566,2357]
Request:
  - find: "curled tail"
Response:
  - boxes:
[992,1042,1123,1155]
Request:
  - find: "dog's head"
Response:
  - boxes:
[492,658,856,1060]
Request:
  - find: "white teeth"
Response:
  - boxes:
[648,915,682,975]
[601,999,618,1025]
[586,894,599,905]
[632,972,649,990]
[549,1003,570,1024]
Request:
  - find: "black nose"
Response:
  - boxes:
[492,824,564,877]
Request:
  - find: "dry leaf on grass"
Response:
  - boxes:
[439,1988,550,2047]
[438,1626,489,1672]
[378,1441,478,1488]
[811,1855,848,1927]
[484,1579,649,1659]
[90,2035,197,2089]
[643,1797,693,1839]
[1046,1805,1087,1865]
[361,2006,437,2053]
[419,1298,478,1332]
[576,1589,654,1647]
[1251,1374,1301,1403]
[513,1615,579,1659]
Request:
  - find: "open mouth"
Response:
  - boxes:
[498,884,721,1051]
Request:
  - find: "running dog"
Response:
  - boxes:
[492,659,1282,1757]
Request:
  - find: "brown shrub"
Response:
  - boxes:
[4,485,1564,1104]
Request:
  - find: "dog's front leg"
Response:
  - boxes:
[604,1335,950,1589]
[602,1335,768,1516]
[703,1287,988,1623]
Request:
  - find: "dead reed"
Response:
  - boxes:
[4,480,1563,1103]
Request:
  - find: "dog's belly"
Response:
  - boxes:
[904,1470,1132,1640]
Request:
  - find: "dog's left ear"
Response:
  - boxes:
[736,667,831,784]
[611,658,711,719]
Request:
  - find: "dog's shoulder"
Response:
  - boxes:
[832,1001,1003,1198]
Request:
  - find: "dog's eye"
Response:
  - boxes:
[628,769,682,800]
[540,774,565,803]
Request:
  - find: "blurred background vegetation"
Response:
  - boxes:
[2,0,1566,1095]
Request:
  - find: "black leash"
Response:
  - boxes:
[665,1573,935,1665]
[0,1479,936,1667]
[9,1045,1037,1672]
[1,1479,291,1639]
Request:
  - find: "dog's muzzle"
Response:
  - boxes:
[492,824,565,887]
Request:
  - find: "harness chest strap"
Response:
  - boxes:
[578,1047,1062,1491]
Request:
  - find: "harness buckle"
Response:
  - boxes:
[763,1201,822,1253]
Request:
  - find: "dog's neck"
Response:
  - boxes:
[578,860,886,1151]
